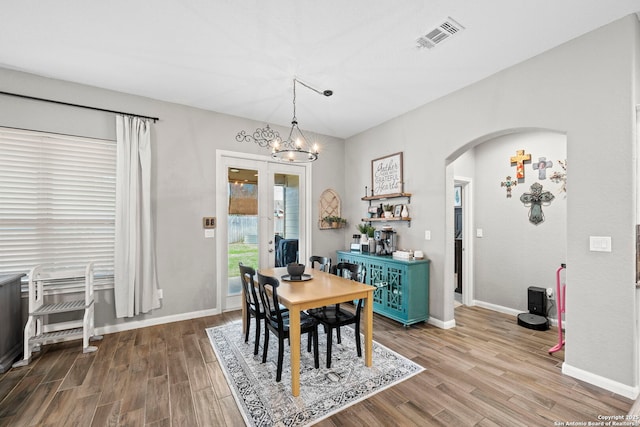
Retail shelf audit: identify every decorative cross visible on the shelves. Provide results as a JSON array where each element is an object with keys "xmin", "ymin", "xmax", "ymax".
[
  {"xmin": 500, "ymin": 176, "xmax": 517, "ymax": 198},
  {"xmin": 510, "ymin": 149, "xmax": 531, "ymax": 180},
  {"xmin": 532, "ymin": 157, "xmax": 553, "ymax": 180},
  {"xmin": 549, "ymin": 159, "xmax": 567, "ymax": 194},
  {"xmin": 520, "ymin": 182, "xmax": 555, "ymax": 225}
]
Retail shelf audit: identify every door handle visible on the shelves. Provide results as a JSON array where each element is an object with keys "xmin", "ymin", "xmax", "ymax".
[{"xmin": 268, "ymin": 249, "xmax": 274, "ymax": 253}]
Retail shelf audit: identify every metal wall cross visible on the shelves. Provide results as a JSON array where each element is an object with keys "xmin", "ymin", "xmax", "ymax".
[
  {"xmin": 520, "ymin": 182, "xmax": 555, "ymax": 225},
  {"xmin": 510, "ymin": 149, "xmax": 531, "ymax": 180},
  {"xmin": 532, "ymin": 157, "xmax": 553, "ymax": 179}
]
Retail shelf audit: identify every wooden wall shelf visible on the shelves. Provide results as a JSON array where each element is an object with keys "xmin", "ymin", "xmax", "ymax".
[
  {"xmin": 361, "ymin": 217, "xmax": 411, "ymax": 223},
  {"xmin": 362, "ymin": 192, "xmax": 412, "ymax": 227},
  {"xmin": 361, "ymin": 193, "xmax": 412, "ymax": 203}
]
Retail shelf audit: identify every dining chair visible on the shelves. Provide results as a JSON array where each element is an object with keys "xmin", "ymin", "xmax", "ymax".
[
  {"xmin": 331, "ymin": 262, "xmax": 366, "ymax": 283},
  {"xmin": 240, "ymin": 263, "xmax": 289, "ymax": 355},
  {"xmin": 309, "ymin": 255, "xmax": 331, "ymax": 272},
  {"xmin": 257, "ymin": 272, "xmax": 320, "ymax": 382},
  {"xmin": 239, "ymin": 263, "xmax": 265, "ymax": 355},
  {"xmin": 309, "ymin": 262, "xmax": 366, "ymax": 368}
]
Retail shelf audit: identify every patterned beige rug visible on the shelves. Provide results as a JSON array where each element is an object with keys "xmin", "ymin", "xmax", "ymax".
[{"xmin": 206, "ymin": 321, "xmax": 424, "ymax": 426}]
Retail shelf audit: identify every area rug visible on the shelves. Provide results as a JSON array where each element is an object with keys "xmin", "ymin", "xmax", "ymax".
[{"xmin": 206, "ymin": 321, "xmax": 424, "ymax": 427}]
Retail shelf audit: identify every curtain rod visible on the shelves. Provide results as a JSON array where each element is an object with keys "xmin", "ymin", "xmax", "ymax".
[{"xmin": 0, "ymin": 90, "xmax": 159, "ymax": 123}]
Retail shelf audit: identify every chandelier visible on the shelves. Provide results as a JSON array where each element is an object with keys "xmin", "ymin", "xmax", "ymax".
[{"xmin": 236, "ymin": 78, "xmax": 332, "ymax": 163}]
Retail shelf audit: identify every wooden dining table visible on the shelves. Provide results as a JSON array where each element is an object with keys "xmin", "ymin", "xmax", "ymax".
[{"xmin": 254, "ymin": 266, "xmax": 375, "ymax": 397}]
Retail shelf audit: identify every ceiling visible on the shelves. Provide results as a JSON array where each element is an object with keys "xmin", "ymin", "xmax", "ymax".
[{"xmin": 1, "ymin": 1, "xmax": 638, "ymax": 139}]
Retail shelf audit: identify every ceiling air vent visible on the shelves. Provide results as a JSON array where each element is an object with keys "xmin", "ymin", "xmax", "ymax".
[{"xmin": 416, "ymin": 17, "xmax": 464, "ymax": 49}]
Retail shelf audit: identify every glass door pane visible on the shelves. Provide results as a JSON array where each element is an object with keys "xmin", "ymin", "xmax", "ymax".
[
  {"xmin": 272, "ymin": 173, "xmax": 300, "ymax": 267},
  {"xmin": 227, "ymin": 167, "xmax": 259, "ymax": 296}
]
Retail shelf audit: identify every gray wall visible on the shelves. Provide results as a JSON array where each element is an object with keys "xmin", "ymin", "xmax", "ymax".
[
  {"xmin": 0, "ymin": 67, "xmax": 345, "ymax": 328},
  {"xmin": 345, "ymin": 15, "xmax": 638, "ymax": 390},
  {"xmin": 456, "ymin": 131, "xmax": 567, "ymax": 316}
]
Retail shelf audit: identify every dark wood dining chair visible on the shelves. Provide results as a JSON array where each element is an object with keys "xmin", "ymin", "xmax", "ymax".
[
  {"xmin": 239, "ymin": 263, "xmax": 265, "ymax": 355},
  {"xmin": 257, "ymin": 272, "xmax": 320, "ymax": 382},
  {"xmin": 309, "ymin": 262, "xmax": 366, "ymax": 368},
  {"xmin": 309, "ymin": 255, "xmax": 331, "ymax": 272},
  {"xmin": 240, "ymin": 263, "xmax": 289, "ymax": 355}
]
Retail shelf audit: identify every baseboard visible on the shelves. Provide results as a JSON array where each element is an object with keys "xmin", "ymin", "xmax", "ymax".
[
  {"xmin": 428, "ymin": 317, "xmax": 456, "ymax": 329},
  {"xmin": 95, "ymin": 307, "xmax": 221, "ymax": 336},
  {"xmin": 473, "ymin": 300, "xmax": 522, "ymax": 317},
  {"xmin": 562, "ymin": 362, "xmax": 639, "ymax": 400},
  {"xmin": 473, "ymin": 299, "xmax": 565, "ymax": 329}
]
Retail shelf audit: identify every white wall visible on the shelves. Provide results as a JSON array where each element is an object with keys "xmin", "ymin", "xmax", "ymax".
[
  {"xmin": 0, "ymin": 68, "xmax": 346, "ymax": 329},
  {"xmin": 345, "ymin": 15, "xmax": 639, "ymax": 395}
]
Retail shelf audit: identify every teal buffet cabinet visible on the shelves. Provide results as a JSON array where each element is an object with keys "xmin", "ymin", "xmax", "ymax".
[{"xmin": 336, "ymin": 251, "xmax": 429, "ymax": 326}]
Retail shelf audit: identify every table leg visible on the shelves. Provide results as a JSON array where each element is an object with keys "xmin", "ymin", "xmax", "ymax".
[
  {"xmin": 289, "ymin": 307, "xmax": 301, "ymax": 396},
  {"xmin": 364, "ymin": 291, "xmax": 373, "ymax": 367}
]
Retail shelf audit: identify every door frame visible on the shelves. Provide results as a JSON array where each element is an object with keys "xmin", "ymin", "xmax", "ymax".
[
  {"xmin": 215, "ymin": 149, "xmax": 313, "ymax": 312},
  {"xmin": 454, "ymin": 176, "xmax": 474, "ymax": 307}
]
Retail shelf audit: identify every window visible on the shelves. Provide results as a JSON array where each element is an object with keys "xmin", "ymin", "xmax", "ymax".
[{"xmin": 0, "ymin": 127, "xmax": 116, "ymax": 286}]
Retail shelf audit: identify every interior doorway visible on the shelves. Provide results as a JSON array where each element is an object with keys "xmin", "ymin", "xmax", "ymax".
[
  {"xmin": 454, "ymin": 184, "xmax": 463, "ymax": 304},
  {"xmin": 454, "ymin": 177, "xmax": 473, "ymax": 308}
]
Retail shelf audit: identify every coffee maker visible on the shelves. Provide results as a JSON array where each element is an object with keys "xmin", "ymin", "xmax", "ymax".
[{"xmin": 374, "ymin": 229, "xmax": 397, "ymax": 255}]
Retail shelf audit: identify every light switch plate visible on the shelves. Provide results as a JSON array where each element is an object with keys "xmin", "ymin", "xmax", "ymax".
[
  {"xmin": 589, "ymin": 236, "xmax": 611, "ymax": 252},
  {"xmin": 476, "ymin": 228, "xmax": 483, "ymax": 238},
  {"xmin": 424, "ymin": 230, "xmax": 431, "ymax": 240}
]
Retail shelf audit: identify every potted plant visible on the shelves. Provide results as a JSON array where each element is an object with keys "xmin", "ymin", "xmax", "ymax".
[
  {"xmin": 383, "ymin": 204, "xmax": 394, "ymax": 218},
  {"xmin": 366, "ymin": 224, "xmax": 376, "ymax": 239},
  {"xmin": 323, "ymin": 216, "xmax": 346, "ymax": 228},
  {"xmin": 356, "ymin": 223, "xmax": 376, "ymax": 243}
]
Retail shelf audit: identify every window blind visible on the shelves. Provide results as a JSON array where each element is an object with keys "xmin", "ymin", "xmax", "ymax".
[{"xmin": 0, "ymin": 127, "xmax": 116, "ymax": 285}]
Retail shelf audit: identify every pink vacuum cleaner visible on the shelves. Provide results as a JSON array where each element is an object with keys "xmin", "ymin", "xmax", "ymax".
[{"xmin": 549, "ymin": 263, "xmax": 566, "ymax": 354}]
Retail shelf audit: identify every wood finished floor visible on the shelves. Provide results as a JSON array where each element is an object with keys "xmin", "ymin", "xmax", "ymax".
[{"xmin": 0, "ymin": 305, "xmax": 632, "ymax": 426}]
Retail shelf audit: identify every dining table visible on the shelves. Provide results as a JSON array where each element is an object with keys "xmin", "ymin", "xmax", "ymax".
[{"xmin": 254, "ymin": 266, "xmax": 375, "ymax": 397}]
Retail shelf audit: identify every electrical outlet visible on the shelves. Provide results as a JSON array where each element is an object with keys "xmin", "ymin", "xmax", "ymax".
[
  {"xmin": 203, "ymin": 217, "xmax": 216, "ymax": 229},
  {"xmin": 424, "ymin": 230, "xmax": 431, "ymax": 240},
  {"xmin": 546, "ymin": 287, "xmax": 553, "ymax": 298},
  {"xmin": 158, "ymin": 289, "xmax": 163, "ymax": 299}
]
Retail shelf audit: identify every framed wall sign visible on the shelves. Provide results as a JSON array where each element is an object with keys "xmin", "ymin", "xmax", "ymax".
[{"xmin": 372, "ymin": 152, "xmax": 403, "ymax": 196}]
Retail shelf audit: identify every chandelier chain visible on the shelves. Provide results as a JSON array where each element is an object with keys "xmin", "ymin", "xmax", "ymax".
[{"xmin": 235, "ymin": 77, "xmax": 331, "ymax": 162}]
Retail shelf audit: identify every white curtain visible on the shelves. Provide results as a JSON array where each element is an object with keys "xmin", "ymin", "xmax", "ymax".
[{"xmin": 114, "ymin": 115, "xmax": 160, "ymax": 318}]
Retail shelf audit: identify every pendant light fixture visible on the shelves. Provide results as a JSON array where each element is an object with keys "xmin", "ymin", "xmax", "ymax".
[{"xmin": 236, "ymin": 78, "xmax": 332, "ymax": 163}]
